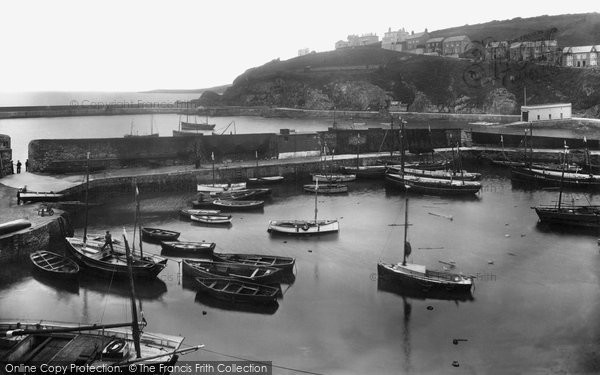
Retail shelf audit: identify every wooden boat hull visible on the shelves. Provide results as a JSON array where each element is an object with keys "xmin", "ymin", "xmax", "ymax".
[
  {"xmin": 303, "ymin": 184, "xmax": 348, "ymax": 194},
  {"xmin": 247, "ymin": 176, "xmax": 284, "ymax": 185},
  {"xmin": 192, "ymin": 199, "xmax": 216, "ymax": 208},
  {"xmin": 212, "ymin": 199, "xmax": 264, "ymax": 210},
  {"xmin": 212, "ymin": 253, "xmax": 295, "ymax": 273},
  {"xmin": 511, "ymin": 167, "xmax": 600, "ymax": 188},
  {"xmin": 534, "ymin": 207, "xmax": 600, "ymax": 228},
  {"xmin": 197, "ymin": 183, "xmax": 247, "ymax": 193},
  {"xmin": 123, "ymin": 133, "xmax": 159, "ymax": 138},
  {"xmin": 387, "ymin": 173, "xmax": 481, "ymax": 195},
  {"xmin": 141, "ymin": 227, "xmax": 180, "ymax": 242},
  {"xmin": 182, "ymin": 259, "xmax": 282, "ymax": 283},
  {"xmin": 30, "ymin": 251, "xmax": 79, "ymax": 279},
  {"xmin": 312, "ymin": 174, "xmax": 356, "ymax": 182},
  {"xmin": 377, "ymin": 263, "xmax": 473, "ymax": 292},
  {"xmin": 181, "ymin": 121, "xmax": 216, "ymax": 130},
  {"xmin": 65, "ymin": 237, "xmax": 167, "ymax": 279},
  {"xmin": 403, "ymin": 168, "xmax": 481, "ymax": 181},
  {"xmin": 210, "ymin": 188, "xmax": 271, "ymax": 200},
  {"xmin": 180, "ymin": 209, "xmax": 221, "ymax": 218},
  {"xmin": 268, "ymin": 220, "xmax": 339, "ymax": 235},
  {"xmin": 19, "ymin": 192, "xmax": 65, "ymax": 203},
  {"xmin": 161, "ymin": 241, "xmax": 216, "ymax": 256},
  {"xmin": 194, "ymin": 277, "xmax": 279, "ymax": 304},
  {"xmin": 190, "ymin": 214, "xmax": 233, "ymax": 225}
]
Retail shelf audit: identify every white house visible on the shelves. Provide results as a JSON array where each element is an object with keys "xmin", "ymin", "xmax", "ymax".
[{"xmin": 520, "ymin": 103, "xmax": 571, "ymax": 122}]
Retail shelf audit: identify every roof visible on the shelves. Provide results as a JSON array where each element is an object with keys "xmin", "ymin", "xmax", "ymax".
[
  {"xmin": 426, "ymin": 37, "xmax": 445, "ymax": 43},
  {"xmin": 510, "ymin": 42, "xmax": 523, "ymax": 49},
  {"xmin": 406, "ymin": 32, "xmax": 428, "ymax": 40},
  {"xmin": 486, "ymin": 41, "xmax": 508, "ymax": 48},
  {"xmin": 563, "ymin": 45, "xmax": 597, "ymax": 54},
  {"xmin": 443, "ymin": 35, "xmax": 470, "ymax": 42},
  {"xmin": 521, "ymin": 103, "xmax": 572, "ymax": 110}
]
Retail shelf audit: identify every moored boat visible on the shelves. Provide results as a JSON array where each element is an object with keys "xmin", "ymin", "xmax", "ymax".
[
  {"xmin": 247, "ymin": 176, "xmax": 284, "ymax": 185},
  {"xmin": 212, "ymin": 253, "xmax": 295, "ymax": 273},
  {"xmin": 180, "ymin": 121, "xmax": 216, "ymax": 130},
  {"xmin": 511, "ymin": 166, "xmax": 600, "ymax": 188},
  {"xmin": 386, "ymin": 173, "xmax": 482, "ymax": 195},
  {"xmin": 403, "ymin": 168, "xmax": 481, "ymax": 181},
  {"xmin": 312, "ymin": 173, "xmax": 356, "ymax": 183},
  {"xmin": 212, "ymin": 199, "xmax": 264, "ymax": 210},
  {"xmin": 180, "ymin": 208, "xmax": 221, "ymax": 219},
  {"xmin": 141, "ymin": 227, "xmax": 180, "ymax": 242},
  {"xmin": 303, "ymin": 183, "xmax": 348, "ymax": 194},
  {"xmin": 268, "ymin": 219, "xmax": 339, "ymax": 235},
  {"xmin": 210, "ymin": 188, "xmax": 271, "ymax": 200},
  {"xmin": 29, "ymin": 250, "xmax": 79, "ymax": 279},
  {"xmin": 182, "ymin": 259, "xmax": 281, "ymax": 283},
  {"xmin": 197, "ymin": 182, "xmax": 247, "ymax": 193},
  {"xmin": 194, "ymin": 277, "xmax": 279, "ymax": 304},
  {"xmin": 0, "ymin": 219, "xmax": 31, "ymax": 236},
  {"xmin": 340, "ymin": 165, "xmax": 386, "ymax": 179},
  {"xmin": 161, "ymin": 241, "xmax": 216, "ymax": 256},
  {"xmin": 18, "ymin": 191, "xmax": 65, "ymax": 203},
  {"xmin": 191, "ymin": 214, "xmax": 233, "ymax": 225}
]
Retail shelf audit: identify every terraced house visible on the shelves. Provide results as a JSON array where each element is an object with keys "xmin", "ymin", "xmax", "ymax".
[
  {"xmin": 562, "ymin": 45, "xmax": 599, "ymax": 68},
  {"xmin": 442, "ymin": 35, "xmax": 471, "ymax": 57}
]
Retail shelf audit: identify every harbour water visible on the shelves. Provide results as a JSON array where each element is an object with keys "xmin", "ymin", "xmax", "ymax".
[{"xmin": 1, "ymin": 168, "xmax": 600, "ymax": 374}]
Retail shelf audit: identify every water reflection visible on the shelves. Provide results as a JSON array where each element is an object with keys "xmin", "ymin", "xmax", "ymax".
[
  {"xmin": 0, "ymin": 261, "xmax": 31, "ymax": 286},
  {"xmin": 377, "ymin": 278, "xmax": 474, "ymax": 303},
  {"xmin": 31, "ymin": 272, "xmax": 80, "ymax": 295},
  {"xmin": 78, "ymin": 274, "xmax": 167, "ymax": 301},
  {"xmin": 194, "ymin": 292, "xmax": 279, "ymax": 315}
]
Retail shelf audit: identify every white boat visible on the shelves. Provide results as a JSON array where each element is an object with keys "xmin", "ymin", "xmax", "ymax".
[
  {"xmin": 191, "ymin": 214, "xmax": 233, "ymax": 225},
  {"xmin": 268, "ymin": 180, "xmax": 339, "ymax": 236},
  {"xmin": 312, "ymin": 174, "xmax": 356, "ymax": 182},
  {"xmin": 197, "ymin": 182, "xmax": 247, "ymax": 192}
]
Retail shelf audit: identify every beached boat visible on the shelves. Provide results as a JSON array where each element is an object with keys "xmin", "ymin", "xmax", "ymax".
[
  {"xmin": 141, "ymin": 227, "xmax": 180, "ymax": 242},
  {"xmin": 161, "ymin": 241, "xmax": 216, "ymax": 256},
  {"xmin": 29, "ymin": 250, "xmax": 79, "ymax": 279},
  {"xmin": 312, "ymin": 173, "xmax": 356, "ymax": 183},
  {"xmin": 180, "ymin": 208, "xmax": 221, "ymax": 219},
  {"xmin": 191, "ymin": 195, "xmax": 216, "ymax": 208},
  {"xmin": 194, "ymin": 277, "xmax": 279, "ymax": 304},
  {"xmin": 0, "ymin": 219, "xmax": 31, "ymax": 236},
  {"xmin": 212, "ymin": 199, "xmax": 264, "ymax": 210},
  {"xmin": 212, "ymin": 253, "xmax": 295, "ymax": 272},
  {"xmin": 197, "ymin": 182, "xmax": 247, "ymax": 193},
  {"xmin": 268, "ymin": 219, "xmax": 339, "ymax": 235},
  {"xmin": 182, "ymin": 259, "xmax": 281, "ymax": 284},
  {"xmin": 210, "ymin": 188, "xmax": 271, "ymax": 201},
  {"xmin": 190, "ymin": 214, "xmax": 233, "ymax": 225},
  {"xmin": 377, "ymin": 198, "xmax": 473, "ymax": 293},
  {"xmin": 18, "ymin": 191, "xmax": 65, "ymax": 203},
  {"xmin": 65, "ymin": 237, "xmax": 167, "ymax": 279},
  {"xmin": 247, "ymin": 176, "xmax": 284, "ymax": 185},
  {"xmin": 303, "ymin": 183, "xmax": 348, "ymax": 194}
]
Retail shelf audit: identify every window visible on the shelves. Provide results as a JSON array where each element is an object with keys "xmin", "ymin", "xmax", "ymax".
[
  {"xmin": 537, "ymin": 115, "xmax": 540, "ymax": 120},
  {"xmin": 549, "ymin": 114, "xmax": 552, "ymax": 119},
  {"xmin": 560, "ymin": 113, "xmax": 563, "ymax": 119}
]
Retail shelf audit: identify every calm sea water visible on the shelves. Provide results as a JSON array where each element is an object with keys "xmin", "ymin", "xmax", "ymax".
[
  {"xmin": 0, "ymin": 91, "xmax": 201, "ymax": 107},
  {"xmin": 1, "ymin": 170, "xmax": 600, "ymax": 374}
]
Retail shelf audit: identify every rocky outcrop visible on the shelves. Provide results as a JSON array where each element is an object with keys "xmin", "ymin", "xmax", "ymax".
[{"xmin": 484, "ymin": 88, "xmax": 518, "ymax": 115}]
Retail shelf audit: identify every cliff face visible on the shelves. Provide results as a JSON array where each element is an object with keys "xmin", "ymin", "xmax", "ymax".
[{"xmin": 213, "ymin": 46, "xmax": 600, "ymax": 116}]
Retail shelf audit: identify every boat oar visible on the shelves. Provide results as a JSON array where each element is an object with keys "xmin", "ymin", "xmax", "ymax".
[
  {"xmin": 428, "ymin": 212, "xmax": 453, "ymax": 221},
  {"xmin": 117, "ymin": 345, "xmax": 204, "ymax": 366}
]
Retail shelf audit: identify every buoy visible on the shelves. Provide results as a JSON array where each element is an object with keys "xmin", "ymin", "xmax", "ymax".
[
  {"xmin": 283, "ymin": 241, "xmax": 287, "ymax": 244},
  {"xmin": 488, "ymin": 260, "xmax": 494, "ymax": 265},
  {"xmin": 426, "ymin": 306, "xmax": 434, "ymax": 311},
  {"xmin": 202, "ymin": 311, "xmax": 207, "ymax": 315},
  {"xmin": 505, "ymin": 234, "xmax": 510, "ymax": 237},
  {"xmin": 452, "ymin": 361, "xmax": 460, "ymax": 367},
  {"xmin": 308, "ymin": 250, "xmax": 312, "ymax": 253}
]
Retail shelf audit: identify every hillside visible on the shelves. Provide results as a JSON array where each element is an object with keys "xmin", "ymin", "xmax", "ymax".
[
  {"xmin": 207, "ymin": 13, "xmax": 600, "ymax": 116},
  {"xmin": 429, "ymin": 13, "xmax": 600, "ymax": 46}
]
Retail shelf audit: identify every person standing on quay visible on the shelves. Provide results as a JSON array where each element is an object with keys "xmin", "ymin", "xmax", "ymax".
[
  {"xmin": 16, "ymin": 160, "xmax": 22, "ymax": 173},
  {"xmin": 25, "ymin": 159, "xmax": 29, "ymax": 172}
]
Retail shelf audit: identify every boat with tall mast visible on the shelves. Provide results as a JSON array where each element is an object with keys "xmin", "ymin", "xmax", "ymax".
[
  {"xmin": 268, "ymin": 180, "xmax": 339, "ymax": 235},
  {"xmin": 124, "ymin": 117, "xmax": 159, "ymax": 138},
  {"xmin": 377, "ymin": 198, "xmax": 473, "ymax": 292},
  {"xmin": 1, "ymin": 230, "xmax": 200, "ymax": 369},
  {"xmin": 533, "ymin": 142, "xmax": 600, "ymax": 227}
]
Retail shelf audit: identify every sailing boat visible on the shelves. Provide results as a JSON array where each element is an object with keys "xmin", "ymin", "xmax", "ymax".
[
  {"xmin": 268, "ymin": 179, "xmax": 339, "ymax": 235},
  {"xmin": 197, "ymin": 152, "xmax": 247, "ymax": 193},
  {"xmin": 124, "ymin": 117, "xmax": 159, "ymax": 138},
  {"xmin": 377, "ymin": 198, "xmax": 473, "ymax": 292},
  {"xmin": 533, "ymin": 142, "xmax": 600, "ymax": 228},
  {"xmin": 181, "ymin": 112, "xmax": 216, "ymax": 131},
  {"xmin": 385, "ymin": 120, "xmax": 481, "ymax": 195},
  {"xmin": 1, "ymin": 230, "xmax": 201, "ymax": 368},
  {"xmin": 65, "ymin": 153, "xmax": 167, "ymax": 279}
]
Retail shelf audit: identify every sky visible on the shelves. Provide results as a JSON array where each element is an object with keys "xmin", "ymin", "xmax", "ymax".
[{"xmin": 0, "ymin": 0, "xmax": 598, "ymax": 92}]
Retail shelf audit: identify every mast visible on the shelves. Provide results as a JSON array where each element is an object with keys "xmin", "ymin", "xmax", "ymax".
[
  {"xmin": 402, "ymin": 198, "xmax": 409, "ymax": 266},
  {"xmin": 83, "ymin": 151, "xmax": 90, "ymax": 244},
  {"xmin": 356, "ymin": 132, "xmax": 360, "ymax": 170},
  {"xmin": 135, "ymin": 184, "xmax": 143, "ymax": 258},
  {"xmin": 123, "ymin": 230, "xmax": 142, "ymax": 359},
  {"xmin": 211, "ymin": 152, "xmax": 215, "ymax": 186},
  {"xmin": 558, "ymin": 141, "xmax": 567, "ymax": 210},
  {"xmin": 314, "ymin": 179, "xmax": 319, "ymax": 224},
  {"xmin": 529, "ymin": 122, "xmax": 533, "ymax": 167},
  {"xmin": 398, "ymin": 117, "xmax": 405, "ymax": 175}
]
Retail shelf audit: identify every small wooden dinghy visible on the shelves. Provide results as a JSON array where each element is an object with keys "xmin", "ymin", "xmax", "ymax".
[
  {"xmin": 190, "ymin": 214, "xmax": 233, "ymax": 225},
  {"xmin": 312, "ymin": 174, "xmax": 356, "ymax": 183},
  {"xmin": 182, "ymin": 259, "xmax": 281, "ymax": 283},
  {"xmin": 212, "ymin": 253, "xmax": 295, "ymax": 273},
  {"xmin": 194, "ymin": 277, "xmax": 279, "ymax": 304},
  {"xmin": 247, "ymin": 176, "xmax": 284, "ymax": 185},
  {"xmin": 212, "ymin": 199, "xmax": 264, "ymax": 210},
  {"xmin": 161, "ymin": 241, "xmax": 216, "ymax": 256},
  {"xmin": 303, "ymin": 183, "xmax": 348, "ymax": 194},
  {"xmin": 30, "ymin": 250, "xmax": 79, "ymax": 279},
  {"xmin": 141, "ymin": 227, "xmax": 180, "ymax": 242},
  {"xmin": 180, "ymin": 208, "xmax": 221, "ymax": 219},
  {"xmin": 197, "ymin": 182, "xmax": 247, "ymax": 193}
]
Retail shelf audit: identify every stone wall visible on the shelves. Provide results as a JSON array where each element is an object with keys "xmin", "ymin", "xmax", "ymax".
[{"xmin": 0, "ymin": 134, "xmax": 12, "ymax": 177}]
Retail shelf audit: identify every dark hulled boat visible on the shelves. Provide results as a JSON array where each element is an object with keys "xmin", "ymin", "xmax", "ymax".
[
  {"xmin": 30, "ymin": 251, "xmax": 79, "ymax": 279},
  {"xmin": 212, "ymin": 253, "xmax": 295, "ymax": 273},
  {"xmin": 18, "ymin": 191, "xmax": 65, "ymax": 203},
  {"xmin": 179, "ymin": 208, "xmax": 221, "ymax": 219},
  {"xmin": 182, "ymin": 259, "xmax": 282, "ymax": 283},
  {"xmin": 303, "ymin": 183, "xmax": 348, "ymax": 194},
  {"xmin": 511, "ymin": 166, "xmax": 600, "ymax": 188},
  {"xmin": 340, "ymin": 165, "xmax": 387, "ymax": 179},
  {"xmin": 161, "ymin": 241, "xmax": 216, "ymax": 256},
  {"xmin": 180, "ymin": 121, "xmax": 216, "ymax": 130},
  {"xmin": 194, "ymin": 277, "xmax": 279, "ymax": 304},
  {"xmin": 247, "ymin": 176, "xmax": 284, "ymax": 185},
  {"xmin": 141, "ymin": 227, "xmax": 180, "ymax": 242},
  {"xmin": 212, "ymin": 199, "xmax": 264, "ymax": 210}
]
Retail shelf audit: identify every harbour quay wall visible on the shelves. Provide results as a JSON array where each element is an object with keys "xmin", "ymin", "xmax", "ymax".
[
  {"xmin": 0, "ymin": 105, "xmax": 191, "ymax": 119},
  {"xmin": 0, "ymin": 209, "xmax": 72, "ymax": 263},
  {"xmin": 0, "ymin": 134, "xmax": 12, "ymax": 177}
]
